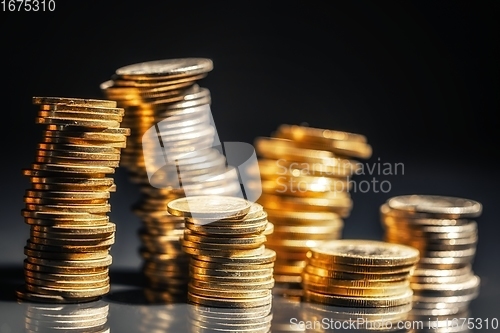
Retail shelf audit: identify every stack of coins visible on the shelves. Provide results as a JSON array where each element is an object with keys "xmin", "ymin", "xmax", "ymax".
[
  {"xmin": 166, "ymin": 195, "xmax": 275, "ymax": 333},
  {"xmin": 381, "ymin": 195, "xmax": 481, "ymax": 329},
  {"xmin": 101, "ymin": 58, "xmax": 241, "ymax": 302},
  {"xmin": 254, "ymin": 124, "xmax": 372, "ymax": 290},
  {"xmin": 18, "ymin": 97, "xmax": 129, "ymax": 303},
  {"xmin": 302, "ymin": 240, "xmax": 419, "ymax": 331},
  {"xmin": 24, "ymin": 300, "xmax": 109, "ymax": 333}
]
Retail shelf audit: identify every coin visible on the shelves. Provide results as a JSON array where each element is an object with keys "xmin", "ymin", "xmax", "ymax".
[
  {"xmin": 308, "ymin": 239, "xmax": 420, "ymax": 266},
  {"xmin": 303, "ymin": 289, "xmax": 413, "ymax": 307},
  {"xmin": 33, "ymin": 97, "xmax": 117, "ymax": 108},
  {"xmin": 387, "ymin": 195, "xmax": 482, "ymax": 218},
  {"xmin": 167, "ymin": 196, "xmax": 252, "ymax": 220}
]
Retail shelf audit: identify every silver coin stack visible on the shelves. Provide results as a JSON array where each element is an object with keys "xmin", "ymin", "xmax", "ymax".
[
  {"xmin": 101, "ymin": 58, "xmax": 242, "ymax": 302},
  {"xmin": 24, "ymin": 300, "xmax": 109, "ymax": 333},
  {"xmin": 381, "ymin": 195, "xmax": 481, "ymax": 333}
]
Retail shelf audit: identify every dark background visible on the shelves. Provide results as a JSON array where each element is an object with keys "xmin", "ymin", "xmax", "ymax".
[{"xmin": 1, "ymin": 0, "xmax": 499, "ymax": 319}]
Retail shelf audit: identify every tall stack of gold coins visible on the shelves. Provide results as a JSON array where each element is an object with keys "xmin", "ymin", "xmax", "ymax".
[
  {"xmin": 254, "ymin": 124, "xmax": 372, "ymax": 292},
  {"xmin": 302, "ymin": 240, "xmax": 419, "ymax": 332},
  {"xmin": 18, "ymin": 97, "xmax": 129, "ymax": 303},
  {"xmin": 167, "ymin": 196, "xmax": 275, "ymax": 333},
  {"xmin": 381, "ymin": 195, "xmax": 481, "ymax": 332},
  {"xmin": 101, "ymin": 58, "xmax": 241, "ymax": 302},
  {"xmin": 24, "ymin": 300, "xmax": 109, "ymax": 332}
]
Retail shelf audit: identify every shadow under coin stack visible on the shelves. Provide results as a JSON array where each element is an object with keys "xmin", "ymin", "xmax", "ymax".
[
  {"xmin": 381, "ymin": 195, "xmax": 481, "ymax": 333},
  {"xmin": 254, "ymin": 124, "xmax": 372, "ymax": 293},
  {"xmin": 166, "ymin": 196, "xmax": 275, "ymax": 333},
  {"xmin": 101, "ymin": 58, "xmax": 241, "ymax": 302},
  {"xmin": 18, "ymin": 97, "xmax": 128, "ymax": 303},
  {"xmin": 302, "ymin": 240, "xmax": 418, "ymax": 333},
  {"xmin": 24, "ymin": 299, "xmax": 110, "ymax": 333}
]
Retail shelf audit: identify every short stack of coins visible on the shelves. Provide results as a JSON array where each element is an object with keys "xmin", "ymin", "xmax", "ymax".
[
  {"xmin": 166, "ymin": 195, "xmax": 276, "ymax": 333},
  {"xmin": 302, "ymin": 240, "xmax": 419, "ymax": 332},
  {"xmin": 18, "ymin": 96, "xmax": 129, "ymax": 303},
  {"xmin": 381, "ymin": 195, "xmax": 481, "ymax": 331},
  {"xmin": 24, "ymin": 300, "xmax": 109, "ymax": 333},
  {"xmin": 101, "ymin": 58, "xmax": 242, "ymax": 302},
  {"xmin": 254, "ymin": 124, "xmax": 372, "ymax": 291}
]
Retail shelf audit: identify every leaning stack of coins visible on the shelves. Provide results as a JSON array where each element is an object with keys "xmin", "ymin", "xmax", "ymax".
[
  {"xmin": 381, "ymin": 195, "xmax": 481, "ymax": 329},
  {"xmin": 166, "ymin": 195, "xmax": 275, "ymax": 333},
  {"xmin": 254, "ymin": 124, "xmax": 372, "ymax": 291},
  {"xmin": 302, "ymin": 240, "xmax": 419, "ymax": 331},
  {"xmin": 18, "ymin": 96, "xmax": 129, "ymax": 303},
  {"xmin": 101, "ymin": 59, "xmax": 241, "ymax": 302},
  {"xmin": 24, "ymin": 300, "xmax": 109, "ymax": 333}
]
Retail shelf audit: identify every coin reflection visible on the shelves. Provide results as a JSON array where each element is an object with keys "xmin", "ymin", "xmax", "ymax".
[
  {"xmin": 24, "ymin": 299, "xmax": 109, "ymax": 333},
  {"xmin": 188, "ymin": 303, "xmax": 272, "ymax": 333}
]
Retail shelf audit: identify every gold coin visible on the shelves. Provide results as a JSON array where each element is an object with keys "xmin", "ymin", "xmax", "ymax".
[
  {"xmin": 25, "ymin": 240, "xmax": 111, "ymax": 252},
  {"xmin": 303, "ymin": 266, "xmax": 410, "ymax": 281},
  {"xmin": 188, "ymin": 284, "xmax": 271, "ymax": 299},
  {"xmin": 26, "ymin": 283, "xmax": 110, "ymax": 298},
  {"xmin": 30, "ymin": 163, "xmax": 115, "ymax": 175},
  {"xmin": 301, "ymin": 272, "xmax": 410, "ymax": 288},
  {"xmin": 24, "ymin": 248, "xmax": 109, "ymax": 260},
  {"xmin": 167, "ymin": 196, "xmax": 251, "ymax": 220},
  {"xmin": 387, "ymin": 195, "xmax": 482, "ymax": 218},
  {"xmin": 258, "ymin": 194, "xmax": 351, "ymax": 218},
  {"xmin": 39, "ymin": 103, "xmax": 124, "ymax": 114},
  {"xmin": 183, "ymin": 230, "xmax": 266, "ymax": 248},
  {"xmin": 307, "ymin": 258, "xmax": 414, "ymax": 274},
  {"xmin": 180, "ymin": 238, "xmax": 263, "ymax": 251},
  {"xmin": 190, "ymin": 279, "xmax": 275, "ymax": 291},
  {"xmin": 26, "ymin": 255, "xmax": 112, "ymax": 268},
  {"xmin": 38, "ymin": 110, "xmax": 123, "ymax": 122},
  {"xmin": 304, "ymin": 288, "xmax": 413, "ymax": 307},
  {"xmin": 265, "ymin": 209, "xmax": 343, "ymax": 226},
  {"xmin": 190, "ymin": 273, "xmax": 273, "ymax": 284},
  {"xmin": 31, "ymin": 223, "xmax": 116, "ymax": 235},
  {"xmin": 37, "ymin": 143, "xmax": 122, "ymax": 154},
  {"xmin": 258, "ymin": 158, "xmax": 354, "ymax": 178},
  {"xmin": 187, "ymin": 292, "xmax": 272, "ymax": 308},
  {"xmin": 302, "ymin": 281, "xmax": 410, "ymax": 297},
  {"xmin": 190, "ymin": 266, "xmax": 273, "ymax": 278},
  {"xmin": 25, "ymin": 276, "xmax": 110, "ymax": 289},
  {"xmin": 16, "ymin": 286, "xmax": 100, "ymax": 303},
  {"xmin": 24, "ymin": 261, "xmax": 109, "ymax": 274},
  {"xmin": 33, "ymin": 97, "xmax": 117, "ymax": 108},
  {"xmin": 35, "ymin": 116, "xmax": 120, "ymax": 128},
  {"xmin": 115, "ymin": 58, "xmax": 213, "ymax": 80},
  {"xmin": 193, "ymin": 248, "xmax": 276, "ymax": 265},
  {"xmin": 276, "ymin": 124, "xmax": 367, "ymax": 143},
  {"xmin": 185, "ymin": 221, "xmax": 268, "ymax": 236},
  {"xmin": 182, "ymin": 243, "xmax": 266, "ymax": 257},
  {"xmin": 309, "ymin": 239, "xmax": 419, "ymax": 266},
  {"xmin": 24, "ymin": 269, "xmax": 108, "ymax": 282},
  {"xmin": 190, "ymin": 258, "xmax": 274, "ymax": 270}
]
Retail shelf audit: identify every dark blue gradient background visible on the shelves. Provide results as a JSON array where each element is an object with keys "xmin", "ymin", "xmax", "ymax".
[{"xmin": 0, "ymin": 1, "xmax": 498, "ymax": 329}]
